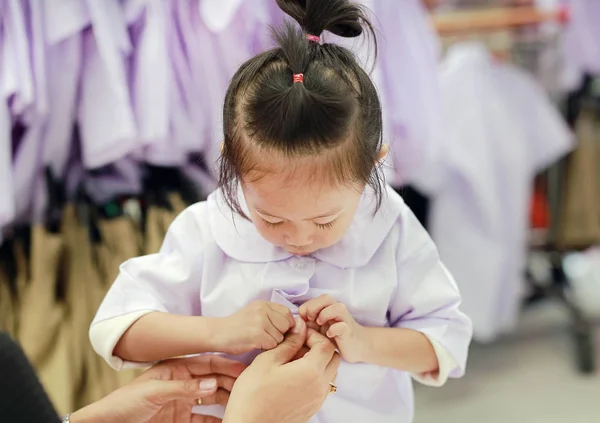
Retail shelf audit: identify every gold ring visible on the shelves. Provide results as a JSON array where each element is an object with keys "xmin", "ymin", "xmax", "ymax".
[{"xmin": 328, "ymin": 382, "xmax": 337, "ymax": 395}]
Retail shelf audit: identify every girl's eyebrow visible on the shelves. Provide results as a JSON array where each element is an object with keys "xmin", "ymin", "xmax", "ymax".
[{"xmin": 256, "ymin": 208, "xmax": 343, "ymax": 221}]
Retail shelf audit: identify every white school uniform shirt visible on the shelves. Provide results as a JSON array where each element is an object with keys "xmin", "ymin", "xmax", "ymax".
[
  {"xmin": 90, "ymin": 185, "xmax": 472, "ymax": 423},
  {"xmin": 77, "ymin": 0, "xmax": 139, "ymax": 169},
  {"xmin": 432, "ymin": 42, "xmax": 573, "ymax": 342},
  {"xmin": 558, "ymin": 0, "xmax": 600, "ymax": 91}
]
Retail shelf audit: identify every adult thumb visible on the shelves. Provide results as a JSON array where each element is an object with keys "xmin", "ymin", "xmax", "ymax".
[
  {"xmin": 145, "ymin": 378, "xmax": 218, "ymax": 405},
  {"xmin": 268, "ymin": 317, "xmax": 307, "ymax": 364}
]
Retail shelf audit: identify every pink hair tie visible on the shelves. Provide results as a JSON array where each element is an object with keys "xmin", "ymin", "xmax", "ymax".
[
  {"xmin": 293, "ymin": 73, "xmax": 304, "ymax": 84},
  {"xmin": 306, "ymin": 34, "xmax": 321, "ymax": 43}
]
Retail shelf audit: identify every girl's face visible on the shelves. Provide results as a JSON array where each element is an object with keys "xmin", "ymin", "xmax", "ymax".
[{"xmin": 242, "ymin": 165, "xmax": 364, "ymax": 256}]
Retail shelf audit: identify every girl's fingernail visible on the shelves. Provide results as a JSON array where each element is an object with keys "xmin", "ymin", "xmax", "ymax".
[
  {"xmin": 199, "ymin": 379, "xmax": 217, "ymax": 391},
  {"xmin": 292, "ymin": 317, "xmax": 305, "ymax": 333}
]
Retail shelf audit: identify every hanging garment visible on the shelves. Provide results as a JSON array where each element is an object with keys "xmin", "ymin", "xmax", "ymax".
[
  {"xmin": 0, "ymin": 98, "xmax": 14, "ymax": 234},
  {"xmin": 2, "ymin": 0, "xmax": 35, "ymax": 119},
  {"xmin": 0, "ymin": 254, "xmax": 16, "ymax": 337},
  {"xmin": 65, "ymin": 204, "xmax": 122, "ymax": 405},
  {"xmin": 17, "ymin": 225, "xmax": 75, "ymax": 415},
  {"xmin": 78, "ymin": 1, "xmax": 138, "ymax": 169},
  {"xmin": 11, "ymin": 232, "xmax": 29, "ymax": 334},
  {"xmin": 124, "ymin": 0, "xmax": 191, "ymax": 167},
  {"xmin": 61, "ymin": 205, "xmax": 98, "ymax": 408},
  {"xmin": 372, "ymin": 0, "xmax": 444, "ymax": 192},
  {"xmin": 431, "ymin": 42, "xmax": 574, "ymax": 342},
  {"xmin": 330, "ymin": 0, "xmax": 442, "ymax": 191},
  {"xmin": 145, "ymin": 198, "xmax": 185, "ymax": 254},
  {"xmin": 38, "ymin": 319, "xmax": 75, "ymax": 416},
  {"xmin": 85, "ymin": 160, "xmax": 143, "ymax": 205},
  {"xmin": 143, "ymin": 205, "xmax": 165, "ymax": 255},
  {"xmin": 96, "ymin": 212, "xmax": 145, "ymax": 388},
  {"xmin": 17, "ymin": 226, "xmax": 64, "ymax": 366},
  {"xmin": 182, "ymin": 0, "xmax": 278, "ymax": 176},
  {"xmin": 558, "ymin": 0, "xmax": 600, "ymax": 91},
  {"xmin": 555, "ymin": 103, "xmax": 600, "ymax": 249},
  {"xmin": 42, "ymin": 32, "xmax": 82, "ymax": 181}
]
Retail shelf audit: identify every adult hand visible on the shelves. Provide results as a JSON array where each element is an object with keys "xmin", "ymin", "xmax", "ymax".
[
  {"xmin": 70, "ymin": 355, "xmax": 246, "ymax": 423},
  {"xmin": 223, "ymin": 317, "xmax": 341, "ymax": 423}
]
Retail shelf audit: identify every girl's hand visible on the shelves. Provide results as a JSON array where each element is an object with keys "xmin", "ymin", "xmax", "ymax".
[
  {"xmin": 214, "ymin": 301, "xmax": 296, "ymax": 355},
  {"xmin": 299, "ymin": 295, "xmax": 368, "ymax": 363}
]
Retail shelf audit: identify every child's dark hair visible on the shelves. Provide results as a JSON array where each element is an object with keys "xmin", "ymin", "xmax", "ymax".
[{"xmin": 218, "ymin": 0, "xmax": 384, "ymax": 217}]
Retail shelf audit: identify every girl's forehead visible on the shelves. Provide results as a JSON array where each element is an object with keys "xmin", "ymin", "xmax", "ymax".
[{"xmin": 242, "ymin": 174, "xmax": 361, "ymax": 219}]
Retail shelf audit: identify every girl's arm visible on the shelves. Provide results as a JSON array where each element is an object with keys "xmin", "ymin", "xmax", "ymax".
[
  {"xmin": 90, "ymin": 204, "xmax": 209, "ymax": 370},
  {"xmin": 112, "ymin": 312, "xmax": 221, "ymax": 362},
  {"xmin": 300, "ymin": 202, "xmax": 472, "ymax": 386},
  {"xmin": 113, "ymin": 301, "xmax": 296, "ymax": 363},
  {"xmin": 359, "ymin": 327, "xmax": 439, "ymax": 374}
]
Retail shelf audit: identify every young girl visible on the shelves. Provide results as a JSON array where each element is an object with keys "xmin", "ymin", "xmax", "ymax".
[{"xmin": 90, "ymin": 0, "xmax": 473, "ymax": 422}]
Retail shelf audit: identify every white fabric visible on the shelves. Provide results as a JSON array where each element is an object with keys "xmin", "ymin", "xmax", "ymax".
[
  {"xmin": 559, "ymin": 0, "xmax": 600, "ymax": 91},
  {"xmin": 0, "ymin": 95, "xmax": 13, "ymax": 233},
  {"xmin": 78, "ymin": 0, "xmax": 138, "ymax": 169},
  {"xmin": 91, "ymin": 185, "xmax": 472, "ymax": 422},
  {"xmin": 88, "ymin": 310, "xmax": 156, "ymax": 371},
  {"xmin": 332, "ymin": 0, "xmax": 443, "ymax": 191},
  {"xmin": 432, "ymin": 42, "xmax": 574, "ymax": 342},
  {"xmin": 412, "ymin": 339, "xmax": 457, "ymax": 387},
  {"xmin": 200, "ymin": 0, "xmax": 245, "ymax": 32}
]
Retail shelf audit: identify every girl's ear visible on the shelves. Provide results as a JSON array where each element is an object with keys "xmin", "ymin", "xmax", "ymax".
[
  {"xmin": 376, "ymin": 144, "xmax": 389, "ymax": 163},
  {"xmin": 220, "ymin": 142, "xmax": 224, "ymax": 153}
]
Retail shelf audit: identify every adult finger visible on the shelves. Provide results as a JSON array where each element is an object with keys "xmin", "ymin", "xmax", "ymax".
[
  {"xmin": 190, "ymin": 414, "xmax": 222, "ymax": 423},
  {"xmin": 258, "ymin": 317, "xmax": 306, "ymax": 365},
  {"xmin": 300, "ymin": 329, "xmax": 337, "ymax": 370},
  {"xmin": 267, "ymin": 302, "xmax": 296, "ymax": 328},
  {"xmin": 184, "ymin": 355, "xmax": 247, "ymax": 379},
  {"xmin": 300, "ymin": 295, "xmax": 337, "ymax": 321},
  {"xmin": 144, "ymin": 378, "xmax": 218, "ymax": 405},
  {"xmin": 292, "ymin": 345, "xmax": 310, "ymax": 361},
  {"xmin": 196, "ymin": 388, "xmax": 230, "ymax": 406}
]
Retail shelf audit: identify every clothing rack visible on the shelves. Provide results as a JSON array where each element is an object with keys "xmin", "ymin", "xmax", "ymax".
[
  {"xmin": 433, "ymin": 3, "xmax": 595, "ymax": 375},
  {"xmin": 431, "ymin": 5, "xmax": 570, "ymax": 35}
]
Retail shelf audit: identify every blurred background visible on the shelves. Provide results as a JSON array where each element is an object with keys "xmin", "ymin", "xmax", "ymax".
[{"xmin": 0, "ymin": 0, "xmax": 599, "ymax": 421}]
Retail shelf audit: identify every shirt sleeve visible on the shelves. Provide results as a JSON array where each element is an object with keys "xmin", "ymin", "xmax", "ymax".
[
  {"xmin": 388, "ymin": 205, "xmax": 473, "ymax": 386},
  {"xmin": 89, "ymin": 204, "xmax": 205, "ymax": 370}
]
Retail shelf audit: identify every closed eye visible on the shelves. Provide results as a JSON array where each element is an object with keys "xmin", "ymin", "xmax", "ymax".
[
  {"xmin": 263, "ymin": 220, "xmax": 283, "ymax": 228},
  {"xmin": 315, "ymin": 220, "xmax": 336, "ymax": 230}
]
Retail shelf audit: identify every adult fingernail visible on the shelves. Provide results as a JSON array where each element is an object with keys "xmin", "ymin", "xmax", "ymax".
[
  {"xmin": 199, "ymin": 379, "xmax": 217, "ymax": 391},
  {"xmin": 292, "ymin": 317, "xmax": 305, "ymax": 334}
]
